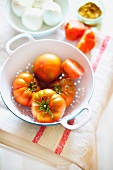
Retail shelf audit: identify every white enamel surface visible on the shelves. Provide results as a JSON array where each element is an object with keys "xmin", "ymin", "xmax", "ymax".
[
  {"xmin": 61, "ymin": 104, "xmax": 92, "ymax": 130},
  {"xmin": 4, "ymin": 0, "xmax": 69, "ymax": 37},
  {"xmin": 1, "ymin": 34, "xmax": 94, "ymax": 128}
]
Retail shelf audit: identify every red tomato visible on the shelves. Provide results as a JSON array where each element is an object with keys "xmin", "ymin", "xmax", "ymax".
[
  {"xmin": 76, "ymin": 29, "xmax": 95, "ymax": 53},
  {"xmin": 65, "ymin": 20, "xmax": 87, "ymax": 41},
  {"xmin": 33, "ymin": 53, "xmax": 61, "ymax": 83},
  {"xmin": 12, "ymin": 72, "xmax": 41, "ymax": 106},
  {"xmin": 32, "ymin": 89, "xmax": 66, "ymax": 123},
  {"xmin": 61, "ymin": 58, "xmax": 84, "ymax": 79},
  {"xmin": 50, "ymin": 77, "xmax": 76, "ymax": 107}
]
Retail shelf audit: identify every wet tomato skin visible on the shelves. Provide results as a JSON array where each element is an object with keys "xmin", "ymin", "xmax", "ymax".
[
  {"xmin": 76, "ymin": 29, "xmax": 95, "ymax": 53},
  {"xmin": 12, "ymin": 72, "xmax": 41, "ymax": 106},
  {"xmin": 61, "ymin": 58, "xmax": 85, "ymax": 79},
  {"xmin": 50, "ymin": 77, "xmax": 76, "ymax": 107},
  {"xmin": 33, "ymin": 53, "xmax": 62, "ymax": 83},
  {"xmin": 65, "ymin": 20, "xmax": 87, "ymax": 40},
  {"xmin": 32, "ymin": 89, "xmax": 66, "ymax": 123}
]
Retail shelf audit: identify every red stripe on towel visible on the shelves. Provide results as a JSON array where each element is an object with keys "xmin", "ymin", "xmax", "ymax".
[
  {"xmin": 92, "ymin": 35, "xmax": 110, "ymax": 72},
  {"xmin": 55, "ymin": 119, "xmax": 74, "ymax": 155},
  {"xmin": 32, "ymin": 126, "xmax": 46, "ymax": 143},
  {"xmin": 54, "ymin": 35, "xmax": 110, "ymax": 155},
  {"xmin": 32, "ymin": 35, "xmax": 110, "ymax": 151}
]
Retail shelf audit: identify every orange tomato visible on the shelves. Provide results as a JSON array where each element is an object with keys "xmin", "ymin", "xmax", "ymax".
[
  {"xmin": 32, "ymin": 89, "xmax": 66, "ymax": 123},
  {"xmin": 12, "ymin": 72, "xmax": 41, "ymax": 106},
  {"xmin": 50, "ymin": 77, "xmax": 76, "ymax": 107},
  {"xmin": 33, "ymin": 53, "xmax": 61, "ymax": 83},
  {"xmin": 65, "ymin": 20, "xmax": 87, "ymax": 41},
  {"xmin": 76, "ymin": 28, "xmax": 95, "ymax": 53},
  {"xmin": 61, "ymin": 58, "xmax": 85, "ymax": 79}
]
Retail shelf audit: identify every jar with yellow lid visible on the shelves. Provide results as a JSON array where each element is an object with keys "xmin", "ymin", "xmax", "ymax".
[{"xmin": 75, "ymin": 0, "xmax": 105, "ymax": 26}]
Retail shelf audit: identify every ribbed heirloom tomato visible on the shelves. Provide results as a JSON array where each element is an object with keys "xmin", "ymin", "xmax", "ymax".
[
  {"xmin": 50, "ymin": 77, "xmax": 76, "ymax": 107},
  {"xmin": 32, "ymin": 89, "xmax": 66, "ymax": 123},
  {"xmin": 12, "ymin": 72, "xmax": 41, "ymax": 106},
  {"xmin": 33, "ymin": 53, "xmax": 61, "ymax": 83}
]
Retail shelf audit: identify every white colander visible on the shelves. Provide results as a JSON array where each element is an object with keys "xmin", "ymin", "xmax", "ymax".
[{"xmin": 0, "ymin": 33, "xmax": 94, "ymax": 130}]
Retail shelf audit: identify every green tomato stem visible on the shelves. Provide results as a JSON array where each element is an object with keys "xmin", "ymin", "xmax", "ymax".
[{"xmin": 36, "ymin": 97, "xmax": 53, "ymax": 118}]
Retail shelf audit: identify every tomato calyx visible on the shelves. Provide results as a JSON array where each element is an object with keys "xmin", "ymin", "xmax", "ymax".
[
  {"xmin": 27, "ymin": 82, "xmax": 37, "ymax": 92},
  {"xmin": 52, "ymin": 85, "xmax": 62, "ymax": 94},
  {"xmin": 36, "ymin": 97, "xmax": 53, "ymax": 118},
  {"xmin": 51, "ymin": 78, "xmax": 68, "ymax": 94}
]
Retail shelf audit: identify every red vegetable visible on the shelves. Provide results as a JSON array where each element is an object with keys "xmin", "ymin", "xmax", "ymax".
[
  {"xmin": 33, "ymin": 53, "xmax": 61, "ymax": 83},
  {"xmin": 61, "ymin": 58, "xmax": 85, "ymax": 79},
  {"xmin": 32, "ymin": 89, "xmax": 66, "ymax": 123},
  {"xmin": 50, "ymin": 77, "xmax": 76, "ymax": 107},
  {"xmin": 12, "ymin": 72, "xmax": 41, "ymax": 106},
  {"xmin": 65, "ymin": 20, "xmax": 87, "ymax": 40},
  {"xmin": 76, "ymin": 28, "xmax": 95, "ymax": 53}
]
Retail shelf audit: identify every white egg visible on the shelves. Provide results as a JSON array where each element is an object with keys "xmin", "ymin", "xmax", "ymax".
[
  {"xmin": 22, "ymin": 8, "xmax": 43, "ymax": 31},
  {"xmin": 33, "ymin": 0, "xmax": 53, "ymax": 9},
  {"xmin": 42, "ymin": 2, "xmax": 62, "ymax": 26},
  {"xmin": 11, "ymin": 0, "xmax": 34, "ymax": 17}
]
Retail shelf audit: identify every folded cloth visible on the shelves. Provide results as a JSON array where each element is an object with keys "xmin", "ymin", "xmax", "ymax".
[{"xmin": 0, "ymin": 1, "xmax": 113, "ymax": 170}]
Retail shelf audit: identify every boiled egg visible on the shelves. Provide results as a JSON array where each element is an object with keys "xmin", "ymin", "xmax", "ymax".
[
  {"xmin": 33, "ymin": 0, "xmax": 53, "ymax": 9},
  {"xmin": 11, "ymin": 0, "xmax": 34, "ymax": 17},
  {"xmin": 22, "ymin": 8, "xmax": 43, "ymax": 31},
  {"xmin": 42, "ymin": 1, "xmax": 62, "ymax": 26}
]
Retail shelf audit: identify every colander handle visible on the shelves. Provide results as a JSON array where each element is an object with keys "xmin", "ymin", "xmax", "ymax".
[
  {"xmin": 61, "ymin": 104, "xmax": 92, "ymax": 130},
  {"xmin": 6, "ymin": 33, "xmax": 35, "ymax": 56}
]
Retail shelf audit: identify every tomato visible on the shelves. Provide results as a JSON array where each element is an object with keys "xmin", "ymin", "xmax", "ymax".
[
  {"xmin": 61, "ymin": 58, "xmax": 84, "ymax": 79},
  {"xmin": 65, "ymin": 20, "xmax": 87, "ymax": 41},
  {"xmin": 76, "ymin": 29, "xmax": 95, "ymax": 53},
  {"xmin": 33, "ymin": 53, "xmax": 61, "ymax": 83},
  {"xmin": 32, "ymin": 89, "xmax": 66, "ymax": 123},
  {"xmin": 50, "ymin": 77, "xmax": 76, "ymax": 107},
  {"xmin": 12, "ymin": 72, "xmax": 41, "ymax": 106}
]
